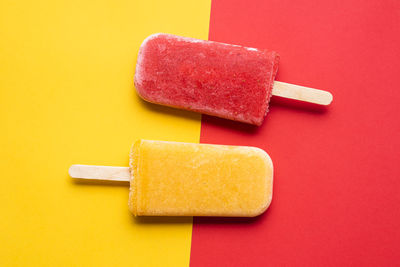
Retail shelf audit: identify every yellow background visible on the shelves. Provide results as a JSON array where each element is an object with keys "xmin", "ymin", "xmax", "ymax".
[{"xmin": 0, "ymin": 0, "xmax": 210, "ymax": 266}]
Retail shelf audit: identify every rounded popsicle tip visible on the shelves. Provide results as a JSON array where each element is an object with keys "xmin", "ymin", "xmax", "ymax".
[
  {"xmin": 134, "ymin": 33, "xmax": 169, "ymax": 103},
  {"xmin": 68, "ymin": 164, "xmax": 80, "ymax": 178},
  {"xmin": 134, "ymin": 33, "xmax": 158, "ymax": 91},
  {"xmin": 139, "ymin": 33, "xmax": 165, "ymax": 49},
  {"xmin": 244, "ymin": 147, "xmax": 274, "ymax": 217},
  {"xmin": 323, "ymin": 91, "xmax": 334, "ymax": 105}
]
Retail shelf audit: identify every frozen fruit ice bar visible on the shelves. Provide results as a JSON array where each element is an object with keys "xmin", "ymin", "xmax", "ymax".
[
  {"xmin": 128, "ymin": 140, "xmax": 273, "ymax": 217},
  {"xmin": 134, "ymin": 33, "xmax": 280, "ymax": 126}
]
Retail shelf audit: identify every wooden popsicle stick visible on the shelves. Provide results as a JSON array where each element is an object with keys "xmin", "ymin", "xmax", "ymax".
[
  {"xmin": 272, "ymin": 81, "xmax": 333, "ymax": 105},
  {"xmin": 69, "ymin": 164, "xmax": 130, "ymax": 182}
]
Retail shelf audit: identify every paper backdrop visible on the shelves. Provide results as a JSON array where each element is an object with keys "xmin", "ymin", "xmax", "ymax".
[{"xmin": 1, "ymin": 0, "xmax": 399, "ymax": 266}]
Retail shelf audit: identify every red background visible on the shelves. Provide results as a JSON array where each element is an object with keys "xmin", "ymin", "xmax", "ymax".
[{"xmin": 191, "ymin": 0, "xmax": 400, "ymax": 266}]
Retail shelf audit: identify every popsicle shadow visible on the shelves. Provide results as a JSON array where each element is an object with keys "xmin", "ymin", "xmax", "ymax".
[
  {"xmin": 133, "ymin": 216, "xmax": 193, "ymax": 224},
  {"xmin": 193, "ymin": 206, "xmax": 272, "ymax": 225},
  {"xmin": 136, "ymin": 96, "xmax": 329, "ymax": 135},
  {"xmin": 270, "ymin": 96, "xmax": 330, "ymax": 115},
  {"xmin": 132, "ymin": 215, "xmax": 261, "ymax": 225},
  {"xmin": 201, "ymin": 114, "xmax": 262, "ymax": 135},
  {"xmin": 71, "ymin": 177, "xmax": 129, "ymax": 187},
  {"xmin": 132, "ymin": 207, "xmax": 271, "ymax": 225},
  {"xmin": 137, "ymin": 96, "xmax": 201, "ymax": 122}
]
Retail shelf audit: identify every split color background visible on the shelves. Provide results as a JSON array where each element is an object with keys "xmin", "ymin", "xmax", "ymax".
[{"xmin": 1, "ymin": 0, "xmax": 399, "ymax": 266}]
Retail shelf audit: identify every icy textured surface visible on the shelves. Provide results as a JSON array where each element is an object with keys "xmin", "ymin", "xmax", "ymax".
[
  {"xmin": 134, "ymin": 33, "xmax": 279, "ymax": 125},
  {"xmin": 129, "ymin": 140, "xmax": 273, "ymax": 216}
]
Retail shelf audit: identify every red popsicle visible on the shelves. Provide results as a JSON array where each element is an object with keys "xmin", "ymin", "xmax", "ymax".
[{"xmin": 134, "ymin": 33, "xmax": 332, "ymax": 126}]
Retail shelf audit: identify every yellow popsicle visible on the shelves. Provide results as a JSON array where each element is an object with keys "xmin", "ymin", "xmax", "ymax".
[
  {"xmin": 128, "ymin": 140, "xmax": 273, "ymax": 217},
  {"xmin": 69, "ymin": 140, "xmax": 273, "ymax": 217}
]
